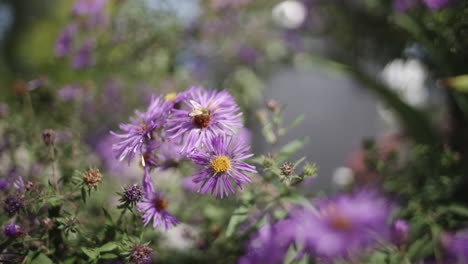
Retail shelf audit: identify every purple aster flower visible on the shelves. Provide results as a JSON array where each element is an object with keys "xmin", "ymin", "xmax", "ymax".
[
  {"xmin": 391, "ymin": 219, "xmax": 410, "ymax": 246},
  {"xmin": 137, "ymin": 190, "xmax": 179, "ymax": 231},
  {"xmin": 4, "ymin": 222, "xmax": 25, "ymax": 238},
  {"xmin": 295, "ymin": 189, "xmax": 392, "ymax": 259},
  {"xmin": 189, "ymin": 134, "xmax": 257, "ymax": 198},
  {"xmin": 55, "ymin": 23, "xmax": 78, "ymax": 57},
  {"xmin": 72, "ymin": 38, "xmax": 96, "ymax": 69},
  {"xmin": 239, "ymin": 220, "xmax": 295, "ymax": 264},
  {"xmin": 111, "ymin": 95, "xmax": 169, "ymax": 164},
  {"xmin": 58, "ymin": 84, "xmax": 82, "ymax": 101},
  {"xmin": 167, "ymin": 87, "xmax": 243, "ymax": 154},
  {"xmin": 422, "ymin": 0, "xmax": 455, "ymax": 9},
  {"xmin": 441, "ymin": 230, "xmax": 468, "ymax": 262}
]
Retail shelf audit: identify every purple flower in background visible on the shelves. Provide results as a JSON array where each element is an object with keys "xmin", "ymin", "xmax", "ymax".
[
  {"xmin": 181, "ymin": 176, "xmax": 199, "ymax": 192},
  {"xmin": 58, "ymin": 84, "xmax": 82, "ymax": 101},
  {"xmin": 296, "ymin": 190, "xmax": 392, "ymax": 259},
  {"xmin": 237, "ymin": 45, "xmax": 259, "ymax": 65},
  {"xmin": 72, "ymin": 0, "xmax": 107, "ymax": 17},
  {"xmin": 393, "ymin": 0, "xmax": 417, "ymax": 12},
  {"xmin": 239, "ymin": 220, "xmax": 296, "ymax": 264},
  {"xmin": 4, "ymin": 222, "xmax": 25, "ymax": 238},
  {"xmin": 167, "ymin": 87, "xmax": 243, "ymax": 154},
  {"xmin": 111, "ymin": 96, "xmax": 169, "ymax": 164},
  {"xmin": 239, "ymin": 127, "xmax": 252, "ymax": 145},
  {"xmin": 72, "ymin": 38, "xmax": 96, "ymax": 69},
  {"xmin": 391, "ymin": 219, "xmax": 410, "ymax": 246},
  {"xmin": 0, "ymin": 178, "xmax": 9, "ymax": 192},
  {"xmin": 137, "ymin": 190, "xmax": 179, "ymax": 231},
  {"xmin": 441, "ymin": 230, "xmax": 468, "ymax": 262},
  {"xmin": 55, "ymin": 23, "xmax": 78, "ymax": 57},
  {"xmin": 422, "ymin": 0, "xmax": 455, "ymax": 9},
  {"xmin": 154, "ymin": 141, "xmax": 183, "ymax": 170},
  {"xmin": 189, "ymin": 134, "xmax": 257, "ymax": 198}
]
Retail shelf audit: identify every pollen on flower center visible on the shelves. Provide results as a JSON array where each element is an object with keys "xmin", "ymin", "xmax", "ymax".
[
  {"xmin": 211, "ymin": 156, "xmax": 231, "ymax": 173},
  {"xmin": 153, "ymin": 197, "xmax": 168, "ymax": 211},
  {"xmin": 164, "ymin": 92, "xmax": 177, "ymax": 102}
]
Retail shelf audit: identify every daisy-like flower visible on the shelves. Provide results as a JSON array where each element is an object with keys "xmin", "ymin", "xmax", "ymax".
[
  {"xmin": 111, "ymin": 96, "xmax": 169, "ymax": 164},
  {"xmin": 167, "ymin": 87, "xmax": 243, "ymax": 154},
  {"xmin": 189, "ymin": 134, "xmax": 257, "ymax": 198},
  {"xmin": 137, "ymin": 190, "xmax": 179, "ymax": 231},
  {"xmin": 295, "ymin": 189, "xmax": 392, "ymax": 259}
]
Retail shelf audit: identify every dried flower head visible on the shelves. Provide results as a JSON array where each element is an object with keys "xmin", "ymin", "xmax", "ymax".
[
  {"xmin": 131, "ymin": 244, "xmax": 153, "ymax": 264},
  {"xmin": 82, "ymin": 168, "xmax": 102, "ymax": 189},
  {"xmin": 280, "ymin": 162, "xmax": 295, "ymax": 176},
  {"xmin": 42, "ymin": 129, "xmax": 56, "ymax": 146},
  {"xmin": 3, "ymin": 194, "xmax": 25, "ymax": 216}
]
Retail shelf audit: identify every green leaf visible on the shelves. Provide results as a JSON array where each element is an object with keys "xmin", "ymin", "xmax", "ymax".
[
  {"xmin": 447, "ymin": 204, "xmax": 468, "ymax": 217},
  {"xmin": 226, "ymin": 206, "xmax": 250, "ymax": 237},
  {"xmin": 100, "ymin": 253, "xmax": 119, "ymax": 259},
  {"xmin": 277, "ymin": 137, "xmax": 310, "ymax": 163},
  {"xmin": 286, "ymin": 115, "xmax": 305, "ymax": 130},
  {"xmin": 102, "ymin": 208, "xmax": 114, "ymax": 226},
  {"xmin": 81, "ymin": 247, "xmax": 99, "ymax": 260},
  {"xmin": 31, "ymin": 253, "xmax": 54, "ymax": 264},
  {"xmin": 99, "ymin": 242, "xmax": 118, "ymax": 252}
]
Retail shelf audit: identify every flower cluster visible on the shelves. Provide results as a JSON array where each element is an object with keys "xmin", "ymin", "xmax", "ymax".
[
  {"xmin": 112, "ymin": 86, "xmax": 257, "ymax": 231},
  {"xmin": 55, "ymin": 0, "xmax": 109, "ymax": 68}
]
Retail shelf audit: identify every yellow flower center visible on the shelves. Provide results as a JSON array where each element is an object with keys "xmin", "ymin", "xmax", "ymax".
[
  {"xmin": 164, "ymin": 92, "xmax": 178, "ymax": 102},
  {"xmin": 211, "ymin": 156, "xmax": 231, "ymax": 173}
]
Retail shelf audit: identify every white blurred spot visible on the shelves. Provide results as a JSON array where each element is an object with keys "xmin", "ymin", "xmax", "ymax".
[
  {"xmin": 272, "ymin": 0, "xmax": 307, "ymax": 29},
  {"xmin": 332, "ymin": 167, "xmax": 354, "ymax": 187}
]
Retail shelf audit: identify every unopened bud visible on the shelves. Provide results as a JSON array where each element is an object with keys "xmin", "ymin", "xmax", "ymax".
[{"xmin": 42, "ymin": 129, "xmax": 56, "ymax": 146}]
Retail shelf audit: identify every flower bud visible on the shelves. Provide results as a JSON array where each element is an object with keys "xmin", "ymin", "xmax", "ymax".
[{"xmin": 82, "ymin": 168, "xmax": 102, "ymax": 190}]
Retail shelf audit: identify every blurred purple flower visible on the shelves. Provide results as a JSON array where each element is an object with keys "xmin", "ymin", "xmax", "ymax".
[
  {"xmin": 4, "ymin": 221, "xmax": 25, "ymax": 238},
  {"xmin": 0, "ymin": 179, "xmax": 9, "ymax": 192},
  {"xmin": 393, "ymin": 0, "xmax": 418, "ymax": 12},
  {"xmin": 422, "ymin": 0, "xmax": 455, "ymax": 9},
  {"xmin": 95, "ymin": 135, "xmax": 125, "ymax": 172},
  {"xmin": 189, "ymin": 134, "xmax": 257, "ymax": 198},
  {"xmin": 55, "ymin": 23, "xmax": 78, "ymax": 57},
  {"xmin": 441, "ymin": 230, "xmax": 468, "ymax": 262},
  {"xmin": 237, "ymin": 45, "xmax": 259, "ymax": 65},
  {"xmin": 72, "ymin": 0, "xmax": 107, "ymax": 17},
  {"xmin": 181, "ymin": 176, "xmax": 198, "ymax": 192},
  {"xmin": 58, "ymin": 84, "xmax": 82, "ymax": 101},
  {"xmin": 239, "ymin": 220, "xmax": 295, "ymax": 264},
  {"xmin": 167, "ymin": 87, "xmax": 243, "ymax": 154},
  {"xmin": 137, "ymin": 190, "xmax": 179, "ymax": 231},
  {"xmin": 72, "ymin": 38, "xmax": 96, "ymax": 69},
  {"xmin": 111, "ymin": 95, "xmax": 169, "ymax": 164},
  {"xmin": 296, "ymin": 189, "xmax": 392, "ymax": 259},
  {"xmin": 391, "ymin": 219, "xmax": 410, "ymax": 246}
]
